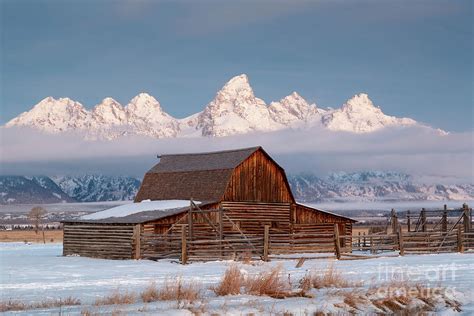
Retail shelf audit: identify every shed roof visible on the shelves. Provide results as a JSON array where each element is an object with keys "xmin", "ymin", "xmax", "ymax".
[
  {"xmin": 63, "ymin": 201, "xmax": 216, "ymax": 224},
  {"xmin": 296, "ymin": 203, "xmax": 357, "ymax": 223},
  {"xmin": 81, "ymin": 200, "xmax": 196, "ymax": 221}
]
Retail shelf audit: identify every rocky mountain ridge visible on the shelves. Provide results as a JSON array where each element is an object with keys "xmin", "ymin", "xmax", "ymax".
[{"xmin": 0, "ymin": 172, "xmax": 471, "ymax": 205}]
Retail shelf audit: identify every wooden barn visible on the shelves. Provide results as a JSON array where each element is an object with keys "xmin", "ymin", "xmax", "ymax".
[{"xmin": 63, "ymin": 147, "xmax": 355, "ymax": 260}]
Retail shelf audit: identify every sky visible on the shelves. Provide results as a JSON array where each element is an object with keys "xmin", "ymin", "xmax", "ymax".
[{"xmin": 1, "ymin": 0, "xmax": 472, "ymax": 132}]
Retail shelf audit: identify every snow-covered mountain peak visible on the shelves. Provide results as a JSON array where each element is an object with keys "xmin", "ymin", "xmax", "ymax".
[
  {"xmin": 219, "ymin": 74, "xmax": 253, "ymax": 97},
  {"xmin": 99, "ymin": 97, "xmax": 121, "ymax": 106},
  {"xmin": 5, "ymin": 96, "xmax": 90, "ymax": 131},
  {"xmin": 126, "ymin": 92, "xmax": 174, "ymax": 120},
  {"xmin": 342, "ymin": 93, "xmax": 378, "ymax": 112},
  {"xmin": 92, "ymin": 98, "xmax": 126, "ymax": 126},
  {"xmin": 268, "ymin": 92, "xmax": 321, "ymax": 126},
  {"xmin": 128, "ymin": 93, "xmax": 161, "ymax": 111},
  {"xmin": 32, "ymin": 97, "xmax": 84, "ymax": 111},
  {"xmin": 274, "ymin": 92, "xmax": 309, "ymax": 106},
  {"xmin": 196, "ymin": 74, "xmax": 280, "ymax": 136},
  {"xmin": 125, "ymin": 93, "xmax": 179, "ymax": 138},
  {"xmin": 322, "ymin": 93, "xmax": 417, "ymax": 133}
]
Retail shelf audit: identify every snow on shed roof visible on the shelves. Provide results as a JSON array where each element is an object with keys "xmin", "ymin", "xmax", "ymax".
[{"xmin": 81, "ymin": 200, "xmax": 198, "ymax": 221}]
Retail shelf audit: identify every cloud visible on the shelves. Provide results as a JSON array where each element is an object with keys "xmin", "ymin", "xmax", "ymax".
[{"xmin": 0, "ymin": 126, "xmax": 473, "ymax": 183}]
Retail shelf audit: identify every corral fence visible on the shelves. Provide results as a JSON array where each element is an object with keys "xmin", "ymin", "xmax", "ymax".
[{"xmin": 138, "ymin": 203, "xmax": 473, "ymax": 263}]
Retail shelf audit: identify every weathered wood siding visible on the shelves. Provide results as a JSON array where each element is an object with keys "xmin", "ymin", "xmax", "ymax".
[
  {"xmin": 221, "ymin": 201, "xmax": 291, "ymax": 235},
  {"xmin": 223, "ymin": 150, "xmax": 293, "ymax": 203},
  {"xmin": 294, "ymin": 204, "xmax": 352, "ymax": 236},
  {"xmin": 295, "ymin": 204, "xmax": 349, "ymax": 224},
  {"xmin": 63, "ymin": 223, "xmax": 134, "ymax": 259}
]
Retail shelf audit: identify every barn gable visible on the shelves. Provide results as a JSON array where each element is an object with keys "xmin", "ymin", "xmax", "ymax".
[{"xmin": 223, "ymin": 149, "xmax": 294, "ymax": 203}]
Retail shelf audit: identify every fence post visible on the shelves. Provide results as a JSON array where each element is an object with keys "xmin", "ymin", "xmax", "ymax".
[
  {"xmin": 391, "ymin": 209, "xmax": 398, "ymax": 234},
  {"xmin": 334, "ymin": 224, "xmax": 341, "ymax": 259},
  {"xmin": 181, "ymin": 225, "xmax": 188, "ymax": 264},
  {"xmin": 442, "ymin": 205, "xmax": 448, "ymax": 233},
  {"xmin": 457, "ymin": 225, "xmax": 464, "ymax": 253},
  {"xmin": 421, "ymin": 208, "xmax": 427, "ymax": 232},
  {"xmin": 133, "ymin": 224, "xmax": 141, "ymax": 260},
  {"xmin": 188, "ymin": 200, "xmax": 194, "ymax": 241},
  {"xmin": 407, "ymin": 210, "xmax": 411, "ymax": 232},
  {"xmin": 263, "ymin": 225, "xmax": 270, "ymax": 261},
  {"xmin": 463, "ymin": 204, "xmax": 470, "ymax": 233},
  {"xmin": 218, "ymin": 205, "xmax": 223, "ymax": 259},
  {"xmin": 358, "ymin": 232, "xmax": 361, "ymax": 250},
  {"xmin": 398, "ymin": 226, "xmax": 404, "ymax": 256}
]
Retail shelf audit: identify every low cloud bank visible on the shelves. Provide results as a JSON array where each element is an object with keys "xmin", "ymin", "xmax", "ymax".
[{"xmin": 1, "ymin": 126, "xmax": 472, "ymax": 183}]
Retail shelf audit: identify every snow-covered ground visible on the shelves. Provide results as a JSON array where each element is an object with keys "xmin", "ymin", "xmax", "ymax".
[{"xmin": 1, "ymin": 243, "xmax": 473, "ymax": 315}]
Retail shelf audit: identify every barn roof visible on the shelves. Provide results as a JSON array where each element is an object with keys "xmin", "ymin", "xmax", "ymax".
[
  {"xmin": 151, "ymin": 147, "xmax": 260, "ymax": 173},
  {"xmin": 134, "ymin": 147, "xmax": 263, "ymax": 202}
]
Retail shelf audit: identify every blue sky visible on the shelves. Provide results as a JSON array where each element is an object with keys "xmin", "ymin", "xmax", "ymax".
[{"xmin": 1, "ymin": 0, "xmax": 472, "ymax": 131}]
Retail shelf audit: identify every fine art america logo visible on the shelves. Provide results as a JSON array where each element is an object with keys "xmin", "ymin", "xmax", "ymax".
[{"xmin": 375, "ymin": 262, "xmax": 460, "ymax": 298}]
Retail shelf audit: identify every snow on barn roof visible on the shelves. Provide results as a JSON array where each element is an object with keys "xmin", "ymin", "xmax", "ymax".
[{"xmin": 75, "ymin": 200, "xmax": 201, "ymax": 223}]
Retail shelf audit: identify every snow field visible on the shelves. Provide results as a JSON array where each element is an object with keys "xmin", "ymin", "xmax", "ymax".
[{"xmin": 1, "ymin": 243, "xmax": 473, "ymax": 315}]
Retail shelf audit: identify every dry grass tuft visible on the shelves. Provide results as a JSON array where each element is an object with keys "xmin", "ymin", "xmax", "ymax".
[
  {"xmin": 81, "ymin": 308, "xmax": 100, "ymax": 316},
  {"xmin": 35, "ymin": 296, "xmax": 81, "ymax": 309},
  {"xmin": 0, "ymin": 300, "xmax": 28, "ymax": 312},
  {"xmin": 342, "ymin": 290, "xmax": 367, "ymax": 311},
  {"xmin": 244, "ymin": 265, "xmax": 291, "ymax": 298},
  {"xmin": 212, "ymin": 265, "xmax": 243, "ymax": 296},
  {"xmin": 0, "ymin": 296, "xmax": 81, "ymax": 312},
  {"xmin": 94, "ymin": 290, "xmax": 135, "ymax": 306},
  {"xmin": 155, "ymin": 278, "xmax": 201, "ymax": 303},
  {"xmin": 301, "ymin": 265, "xmax": 362, "ymax": 289},
  {"xmin": 140, "ymin": 282, "xmax": 160, "ymax": 303}
]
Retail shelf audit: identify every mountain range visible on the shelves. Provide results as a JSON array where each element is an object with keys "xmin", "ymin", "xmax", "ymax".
[
  {"xmin": 1, "ymin": 172, "xmax": 472, "ymax": 205},
  {"xmin": 4, "ymin": 74, "xmax": 433, "ymax": 139}
]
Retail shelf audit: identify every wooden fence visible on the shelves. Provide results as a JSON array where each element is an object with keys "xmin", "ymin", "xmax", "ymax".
[
  {"xmin": 138, "ymin": 203, "xmax": 473, "ymax": 263},
  {"xmin": 140, "ymin": 224, "xmax": 474, "ymax": 263}
]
